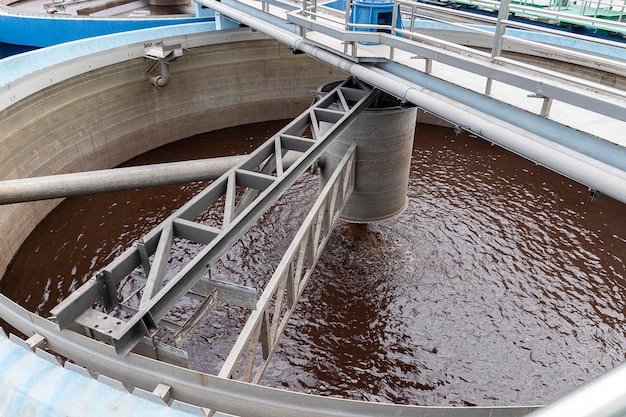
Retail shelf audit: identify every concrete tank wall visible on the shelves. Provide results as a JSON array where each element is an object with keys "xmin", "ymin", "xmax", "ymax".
[
  {"xmin": 320, "ymin": 93, "xmax": 417, "ymax": 223},
  {"xmin": 0, "ymin": 31, "xmax": 345, "ymax": 279}
]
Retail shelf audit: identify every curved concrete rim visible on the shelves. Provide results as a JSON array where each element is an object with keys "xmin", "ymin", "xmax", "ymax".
[{"xmin": 3, "ymin": 15, "xmax": 625, "ymax": 417}]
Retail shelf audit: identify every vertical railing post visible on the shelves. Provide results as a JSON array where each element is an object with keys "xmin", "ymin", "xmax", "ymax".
[
  {"xmin": 486, "ymin": 0, "xmax": 511, "ymax": 95},
  {"xmin": 300, "ymin": 0, "xmax": 307, "ymax": 36},
  {"xmin": 344, "ymin": 0, "xmax": 358, "ymax": 56},
  {"xmin": 344, "ymin": 0, "xmax": 352, "ymax": 32},
  {"xmin": 390, "ymin": 0, "xmax": 399, "ymax": 59}
]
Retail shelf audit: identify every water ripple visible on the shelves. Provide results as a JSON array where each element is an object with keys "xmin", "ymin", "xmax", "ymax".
[{"xmin": 1, "ymin": 123, "xmax": 625, "ymax": 408}]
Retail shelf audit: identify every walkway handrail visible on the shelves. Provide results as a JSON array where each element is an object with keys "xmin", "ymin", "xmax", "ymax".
[
  {"xmin": 396, "ymin": 0, "xmax": 626, "ymax": 55},
  {"xmin": 286, "ymin": 6, "xmax": 626, "ymax": 120},
  {"xmin": 448, "ymin": 0, "xmax": 626, "ymax": 32},
  {"xmin": 219, "ymin": 144, "xmax": 357, "ymax": 382}
]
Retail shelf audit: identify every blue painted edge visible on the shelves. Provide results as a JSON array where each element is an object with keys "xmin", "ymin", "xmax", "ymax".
[
  {"xmin": 0, "ymin": 334, "xmax": 201, "ymax": 417},
  {"xmin": 0, "ymin": 13, "xmax": 212, "ymax": 47},
  {"xmin": 0, "ymin": 21, "xmax": 216, "ymax": 87}
]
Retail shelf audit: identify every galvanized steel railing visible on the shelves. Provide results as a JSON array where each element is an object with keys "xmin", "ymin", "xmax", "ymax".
[
  {"xmin": 219, "ymin": 145, "xmax": 357, "ymax": 382},
  {"xmin": 288, "ymin": 0, "xmax": 626, "ymax": 113}
]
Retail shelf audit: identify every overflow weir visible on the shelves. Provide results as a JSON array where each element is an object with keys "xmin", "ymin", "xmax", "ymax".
[{"xmin": 1, "ymin": 0, "xmax": 626, "ymax": 415}]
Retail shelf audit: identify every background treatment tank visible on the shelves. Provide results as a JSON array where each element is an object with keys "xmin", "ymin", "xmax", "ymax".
[{"xmin": 319, "ymin": 85, "xmax": 417, "ymax": 223}]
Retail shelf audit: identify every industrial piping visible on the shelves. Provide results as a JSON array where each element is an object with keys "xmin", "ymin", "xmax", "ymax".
[
  {"xmin": 198, "ymin": 0, "xmax": 626, "ymax": 205},
  {"xmin": 0, "ymin": 153, "xmax": 300, "ymax": 205},
  {"xmin": 149, "ymin": 61, "xmax": 171, "ymax": 88}
]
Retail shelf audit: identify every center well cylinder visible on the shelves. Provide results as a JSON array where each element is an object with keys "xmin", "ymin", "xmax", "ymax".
[{"xmin": 319, "ymin": 87, "xmax": 417, "ymax": 223}]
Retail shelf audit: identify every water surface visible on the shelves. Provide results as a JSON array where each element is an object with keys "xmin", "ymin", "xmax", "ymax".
[{"xmin": 2, "ymin": 121, "xmax": 625, "ymax": 407}]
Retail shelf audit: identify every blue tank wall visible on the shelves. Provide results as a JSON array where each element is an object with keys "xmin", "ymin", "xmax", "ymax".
[
  {"xmin": 0, "ymin": 13, "xmax": 211, "ymax": 48},
  {"xmin": 0, "ymin": 42, "xmax": 37, "ymax": 58}
]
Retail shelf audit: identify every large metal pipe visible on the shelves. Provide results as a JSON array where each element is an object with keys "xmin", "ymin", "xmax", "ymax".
[
  {"xmin": 199, "ymin": 0, "xmax": 626, "ymax": 205},
  {"xmin": 527, "ymin": 362, "xmax": 626, "ymax": 417},
  {"xmin": 0, "ymin": 152, "xmax": 300, "ymax": 205}
]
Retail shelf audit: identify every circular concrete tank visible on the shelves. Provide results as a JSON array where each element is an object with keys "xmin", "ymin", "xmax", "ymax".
[
  {"xmin": 0, "ymin": 29, "xmax": 346, "ymax": 278},
  {"xmin": 319, "ymin": 85, "xmax": 417, "ymax": 223}
]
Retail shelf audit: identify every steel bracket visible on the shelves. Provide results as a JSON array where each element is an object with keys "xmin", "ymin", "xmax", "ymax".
[{"xmin": 96, "ymin": 271, "xmax": 119, "ymax": 313}]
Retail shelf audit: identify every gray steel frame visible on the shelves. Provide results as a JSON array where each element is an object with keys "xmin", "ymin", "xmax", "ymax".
[
  {"xmin": 0, "ymin": 73, "xmax": 542, "ymax": 416},
  {"xmin": 50, "ymin": 78, "xmax": 381, "ymax": 356},
  {"xmin": 2, "ymin": 4, "xmax": 625, "ymax": 415},
  {"xmin": 219, "ymin": 144, "xmax": 357, "ymax": 382}
]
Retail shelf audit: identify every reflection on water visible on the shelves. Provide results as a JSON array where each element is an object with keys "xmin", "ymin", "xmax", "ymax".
[
  {"xmin": 2, "ymin": 121, "xmax": 625, "ymax": 407},
  {"xmin": 265, "ymin": 131, "xmax": 626, "ymax": 406}
]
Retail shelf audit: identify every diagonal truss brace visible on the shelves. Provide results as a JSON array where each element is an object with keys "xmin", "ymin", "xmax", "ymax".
[
  {"xmin": 219, "ymin": 144, "xmax": 358, "ymax": 383},
  {"xmin": 50, "ymin": 78, "xmax": 381, "ymax": 356}
]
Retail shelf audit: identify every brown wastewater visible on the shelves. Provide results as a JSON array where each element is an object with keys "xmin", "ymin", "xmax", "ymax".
[{"xmin": 1, "ymin": 120, "xmax": 625, "ymax": 407}]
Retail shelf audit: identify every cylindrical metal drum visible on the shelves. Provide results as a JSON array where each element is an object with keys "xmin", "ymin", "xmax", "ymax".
[{"xmin": 319, "ymin": 89, "xmax": 417, "ymax": 223}]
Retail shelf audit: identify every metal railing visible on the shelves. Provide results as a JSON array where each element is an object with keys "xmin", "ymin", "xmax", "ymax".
[
  {"xmin": 286, "ymin": 0, "xmax": 626, "ymax": 121},
  {"xmin": 433, "ymin": 0, "xmax": 626, "ymax": 24},
  {"xmin": 219, "ymin": 144, "xmax": 357, "ymax": 382},
  {"xmin": 576, "ymin": 0, "xmax": 625, "ymax": 20}
]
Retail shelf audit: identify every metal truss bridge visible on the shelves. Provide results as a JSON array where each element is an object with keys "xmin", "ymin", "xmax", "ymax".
[{"xmin": 1, "ymin": 0, "xmax": 626, "ymax": 416}]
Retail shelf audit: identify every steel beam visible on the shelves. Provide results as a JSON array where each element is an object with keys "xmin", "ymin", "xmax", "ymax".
[
  {"xmin": 219, "ymin": 144, "xmax": 357, "ymax": 382},
  {"xmin": 50, "ymin": 78, "xmax": 381, "ymax": 356}
]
